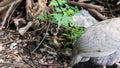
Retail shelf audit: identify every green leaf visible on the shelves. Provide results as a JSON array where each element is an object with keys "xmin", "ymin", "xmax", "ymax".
[
  {"xmin": 37, "ymin": 14, "xmax": 47, "ymax": 20},
  {"xmin": 67, "ymin": 9, "xmax": 74, "ymax": 15},
  {"xmin": 55, "ymin": 7, "xmax": 62, "ymax": 12},
  {"xmin": 37, "ymin": 0, "xmax": 82, "ymax": 48},
  {"xmin": 49, "ymin": 0, "xmax": 58, "ymax": 6}
]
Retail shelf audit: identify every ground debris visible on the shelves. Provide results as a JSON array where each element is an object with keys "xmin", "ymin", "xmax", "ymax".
[{"xmin": 0, "ymin": 0, "xmax": 119, "ymax": 68}]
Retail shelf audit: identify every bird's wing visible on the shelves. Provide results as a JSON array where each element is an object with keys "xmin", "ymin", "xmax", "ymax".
[{"xmin": 74, "ymin": 18, "xmax": 120, "ymax": 57}]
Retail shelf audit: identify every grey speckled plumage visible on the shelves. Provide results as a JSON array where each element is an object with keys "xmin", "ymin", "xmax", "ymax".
[
  {"xmin": 91, "ymin": 48, "xmax": 120, "ymax": 66},
  {"xmin": 71, "ymin": 17, "xmax": 120, "ymax": 66}
]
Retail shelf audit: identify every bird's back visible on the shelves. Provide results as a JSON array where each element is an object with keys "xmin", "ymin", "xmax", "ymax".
[
  {"xmin": 71, "ymin": 17, "xmax": 120, "ymax": 66},
  {"xmin": 75, "ymin": 17, "xmax": 120, "ymax": 57}
]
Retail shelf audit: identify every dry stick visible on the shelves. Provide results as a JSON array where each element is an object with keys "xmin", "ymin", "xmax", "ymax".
[
  {"xmin": 17, "ymin": 53, "xmax": 35, "ymax": 68},
  {"xmin": 0, "ymin": 0, "xmax": 14, "ymax": 7},
  {"xmin": 67, "ymin": 1, "xmax": 108, "ymax": 20},
  {"xmin": 7, "ymin": 0, "xmax": 22, "ymax": 27},
  {"xmin": 78, "ymin": 0, "xmax": 91, "ymax": 3},
  {"xmin": 36, "ymin": 0, "xmax": 48, "ymax": 16},
  {"xmin": 32, "ymin": 23, "xmax": 50, "ymax": 53},
  {"xmin": 0, "ymin": 2, "xmax": 15, "ymax": 30},
  {"xmin": 0, "ymin": 0, "xmax": 21, "ymax": 12},
  {"xmin": 88, "ymin": 9, "xmax": 108, "ymax": 20},
  {"xmin": 26, "ymin": 0, "xmax": 32, "ymax": 8},
  {"xmin": 26, "ymin": 0, "xmax": 33, "ymax": 20},
  {"xmin": 28, "ymin": 22, "xmax": 47, "ymax": 33},
  {"xmin": 0, "ymin": 4, "xmax": 10, "ymax": 12},
  {"xmin": 67, "ymin": 1, "xmax": 104, "ymax": 12}
]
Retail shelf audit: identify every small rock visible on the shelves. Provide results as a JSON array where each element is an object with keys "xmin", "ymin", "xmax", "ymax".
[
  {"xmin": 0, "ymin": 59, "xmax": 4, "ymax": 63},
  {"xmin": 40, "ymin": 48, "xmax": 47, "ymax": 53},
  {"xmin": 9, "ymin": 43, "xmax": 18, "ymax": 49},
  {"xmin": 47, "ymin": 56, "xmax": 54, "ymax": 60}
]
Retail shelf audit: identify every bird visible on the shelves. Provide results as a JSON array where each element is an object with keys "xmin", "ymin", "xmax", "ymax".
[{"xmin": 71, "ymin": 17, "xmax": 120, "ymax": 68}]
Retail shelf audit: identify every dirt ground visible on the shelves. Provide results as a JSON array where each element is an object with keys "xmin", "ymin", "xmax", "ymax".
[{"xmin": 0, "ymin": 0, "xmax": 120, "ymax": 68}]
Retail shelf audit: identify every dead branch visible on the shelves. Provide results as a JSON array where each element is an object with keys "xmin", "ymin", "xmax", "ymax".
[
  {"xmin": 88, "ymin": 9, "xmax": 108, "ymax": 20},
  {"xmin": 32, "ymin": 23, "xmax": 50, "ymax": 53},
  {"xmin": 67, "ymin": 1, "xmax": 104, "ymax": 12},
  {"xmin": 78, "ymin": 0, "xmax": 91, "ymax": 3},
  {"xmin": 0, "ymin": 5, "xmax": 8, "ymax": 13},
  {"xmin": 0, "ymin": 0, "xmax": 17, "ymax": 13},
  {"xmin": 0, "ymin": 0, "xmax": 14, "ymax": 7},
  {"xmin": 0, "ymin": 2, "xmax": 15, "ymax": 30},
  {"xmin": 0, "ymin": 0, "xmax": 22, "ymax": 30},
  {"xmin": 13, "ymin": 18, "xmax": 26, "ymax": 30},
  {"xmin": 26, "ymin": 0, "xmax": 33, "ymax": 20},
  {"xmin": 18, "ymin": 21, "xmax": 33, "ymax": 36}
]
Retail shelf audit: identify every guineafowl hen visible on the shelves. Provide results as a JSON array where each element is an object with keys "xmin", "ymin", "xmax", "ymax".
[{"xmin": 71, "ymin": 17, "xmax": 120, "ymax": 68}]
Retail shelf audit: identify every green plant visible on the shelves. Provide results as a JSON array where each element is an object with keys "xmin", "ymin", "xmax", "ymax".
[
  {"xmin": 37, "ymin": 0, "xmax": 79, "ymax": 27},
  {"xmin": 37, "ymin": 0, "xmax": 84, "ymax": 47},
  {"xmin": 63, "ymin": 26, "xmax": 84, "ymax": 47}
]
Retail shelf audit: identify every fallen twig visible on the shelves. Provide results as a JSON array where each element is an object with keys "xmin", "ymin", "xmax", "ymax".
[
  {"xmin": 0, "ymin": 0, "xmax": 22, "ymax": 30},
  {"xmin": 0, "ymin": 2, "xmax": 15, "ymax": 30},
  {"xmin": 0, "ymin": 0, "xmax": 14, "ymax": 7},
  {"xmin": 32, "ymin": 23, "xmax": 50, "ymax": 53},
  {"xmin": 78, "ymin": 0, "xmax": 91, "ymax": 3},
  {"xmin": 88, "ymin": 9, "xmax": 108, "ymax": 20},
  {"xmin": 13, "ymin": 18, "xmax": 26, "ymax": 30},
  {"xmin": 26, "ymin": 0, "xmax": 33, "ymax": 20},
  {"xmin": 18, "ymin": 21, "xmax": 33, "ymax": 36},
  {"xmin": 7, "ymin": 0, "xmax": 22, "ymax": 28},
  {"xmin": 0, "ymin": 3, "xmax": 11, "ymax": 13},
  {"xmin": 67, "ymin": 1, "xmax": 104, "ymax": 12}
]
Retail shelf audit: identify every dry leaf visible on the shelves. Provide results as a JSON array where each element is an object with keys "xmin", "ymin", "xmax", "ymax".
[
  {"xmin": 0, "ymin": 43, "xmax": 5, "ymax": 52},
  {"xmin": 18, "ymin": 21, "xmax": 33, "ymax": 35}
]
